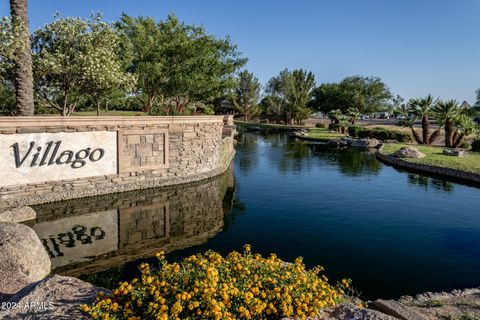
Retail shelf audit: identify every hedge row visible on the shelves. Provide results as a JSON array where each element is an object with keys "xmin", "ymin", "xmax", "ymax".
[{"xmin": 347, "ymin": 126, "xmax": 413, "ymax": 142}]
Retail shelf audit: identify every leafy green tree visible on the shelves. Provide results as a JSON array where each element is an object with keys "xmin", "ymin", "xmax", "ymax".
[
  {"xmin": 233, "ymin": 70, "xmax": 261, "ymax": 121},
  {"xmin": 339, "ymin": 76, "xmax": 392, "ymax": 114},
  {"xmin": 9, "ymin": 0, "xmax": 35, "ymax": 115},
  {"xmin": 391, "ymin": 94, "xmax": 407, "ymax": 116},
  {"xmin": 117, "ymin": 14, "xmax": 246, "ymax": 113},
  {"xmin": 308, "ymin": 82, "xmax": 347, "ymax": 114},
  {"xmin": 33, "ymin": 14, "xmax": 130, "ymax": 116},
  {"xmin": 266, "ymin": 69, "xmax": 315, "ymax": 124},
  {"xmin": 0, "ymin": 80, "xmax": 15, "ymax": 115},
  {"xmin": 433, "ymin": 100, "xmax": 460, "ymax": 147},
  {"xmin": 259, "ymin": 95, "xmax": 283, "ymax": 116},
  {"xmin": 310, "ymin": 76, "xmax": 391, "ymax": 115},
  {"xmin": 408, "ymin": 94, "xmax": 440, "ymax": 145}
]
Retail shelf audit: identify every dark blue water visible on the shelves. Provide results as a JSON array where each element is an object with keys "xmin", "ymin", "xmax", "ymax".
[
  {"xmin": 165, "ymin": 132, "xmax": 480, "ymax": 299},
  {"xmin": 35, "ymin": 131, "xmax": 480, "ymax": 300}
]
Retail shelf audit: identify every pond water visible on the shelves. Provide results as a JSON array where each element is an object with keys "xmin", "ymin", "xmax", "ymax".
[{"xmin": 30, "ymin": 132, "xmax": 480, "ymax": 300}]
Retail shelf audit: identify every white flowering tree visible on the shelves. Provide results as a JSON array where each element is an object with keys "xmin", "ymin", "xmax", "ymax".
[
  {"xmin": 0, "ymin": 17, "xmax": 15, "ymax": 80},
  {"xmin": 0, "ymin": 17, "xmax": 16, "ymax": 114},
  {"xmin": 33, "ymin": 14, "xmax": 132, "ymax": 116},
  {"xmin": 82, "ymin": 19, "xmax": 135, "ymax": 115}
]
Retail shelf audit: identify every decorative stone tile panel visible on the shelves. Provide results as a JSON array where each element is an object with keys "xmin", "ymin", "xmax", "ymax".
[{"xmin": 118, "ymin": 129, "xmax": 169, "ymax": 173}]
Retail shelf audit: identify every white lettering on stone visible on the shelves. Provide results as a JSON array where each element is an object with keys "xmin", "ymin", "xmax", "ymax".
[{"xmin": 0, "ymin": 131, "xmax": 117, "ymax": 187}]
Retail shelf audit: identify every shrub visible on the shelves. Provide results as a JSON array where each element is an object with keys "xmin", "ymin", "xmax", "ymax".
[
  {"xmin": 82, "ymin": 246, "xmax": 349, "ymax": 320},
  {"xmin": 347, "ymin": 125, "xmax": 362, "ymax": 138},
  {"xmin": 328, "ymin": 123, "xmax": 340, "ymax": 132},
  {"xmin": 394, "ymin": 131, "xmax": 414, "ymax": 143},
  {"xmin": 315, "ymin": 122, "xmax": 326, "ymax": 128},
  {"xmin": 346, "ymin": 126, "xmax": 413, "ymax": 142},
  {"xmin": 472, "ymin": 139, "xmax": 480, "ymax": 152},
  {"xmin": 457, "ymin": 140, "xmax": 471, "ymax": 150}
]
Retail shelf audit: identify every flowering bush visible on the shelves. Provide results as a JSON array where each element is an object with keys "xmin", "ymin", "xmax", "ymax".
[{"xmin": 82, "ymin": 245, "xmax": 349, "ymax": 320}]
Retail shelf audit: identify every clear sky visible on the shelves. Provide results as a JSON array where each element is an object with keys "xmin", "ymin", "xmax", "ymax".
[{"xmin": 2, "ymin": 0, "xmax": 479, "ymax": 103}]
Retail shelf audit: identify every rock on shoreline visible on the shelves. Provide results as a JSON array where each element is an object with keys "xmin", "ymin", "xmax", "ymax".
[
  {"xmin": 0, "ymin": 222, "xmax": 50, "ymax": 296},
  {"xmin": 0, "ymin": 275, "xmax": 108, "ymax": 320}
]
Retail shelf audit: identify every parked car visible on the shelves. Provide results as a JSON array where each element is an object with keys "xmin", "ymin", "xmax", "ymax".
[{"xmin": 361, "ymin": 115, "xmax": 369, "ymax": 120}]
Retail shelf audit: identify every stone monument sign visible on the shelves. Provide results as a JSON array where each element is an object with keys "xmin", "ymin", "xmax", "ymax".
[{"xmin": 0, "ymin": 131, "xmax": 117, "ymax": 187}]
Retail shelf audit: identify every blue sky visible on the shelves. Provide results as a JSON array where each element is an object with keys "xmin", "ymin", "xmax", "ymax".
[{"xmin": 2, "ymin": 0, "xmax": 479, "ymax": 103}]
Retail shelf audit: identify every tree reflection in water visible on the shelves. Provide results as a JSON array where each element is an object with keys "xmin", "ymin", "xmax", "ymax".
[
  {"xmin": 237, "ymin": 132, "xmax": 382, "ymax": 177},
  {"xmin": 407, "ymin": 173, "xmax": 454, "ymax": 193},
  {"xmin": 309, "ymin": 144, "xmax": 382, "ymax": 177}
]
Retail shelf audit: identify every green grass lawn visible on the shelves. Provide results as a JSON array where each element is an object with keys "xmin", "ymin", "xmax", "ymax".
[
  {"xmin": 382, "ymin": 143, "xmax": 480, "ymax": 174},
  {"xmin": 71, "ymin": 110, "xmax": 146, "ymax": 116},
  {"xmin": 234, "ymin": 121, "xmax": 306, "ymax": 130},
  {"xmin": 305, "ymin": 128, "xmax": 346, "ymax": 140}
]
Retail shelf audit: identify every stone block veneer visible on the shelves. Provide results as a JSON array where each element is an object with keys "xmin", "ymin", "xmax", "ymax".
[{"xmin": 0, "ymin": 115, "xmax": 235, "ymax": 208}]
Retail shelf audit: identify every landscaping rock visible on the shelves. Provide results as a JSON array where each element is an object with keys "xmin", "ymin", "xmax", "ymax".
[
  {"xmin": 442, "ymin": 149, "xmax": 468, "ymax": 157},
  {"xmin": 397, "ymin": 287, "xmax": 480, "ymax": 320},
  {"xmin": 351, "ymin": 138, "xmax": 380, "ymax": 148},
  {"xmin": 328, "ymin": 304, "xmax": 399, "ymax": 320},
  {"xmin": 374, "ymin": 299, "xmax": 427, "ymax": 320},
  {"xmin": 393, "ymin": 147, "xmax": 426, "ymax": 159},
  {"xmin": 384, "ymin": 139, "xmax": 399, "ymax": 144},
  {"xmin": 0, "ymin": 222, "xmax": 51, "ymax": 296},
  {"xmin": 342, "ymin": 138, "xmax": 355, "ymax": 146},
  {"xmin": 0, "ymin": 275, "xmax": 107, "ymax": 320},
  {"xmin": 0, "ymin": 206, "xmax": 36, "ymax": 223},
  {"xmin": 293, "ymin": 131, "xmax": 308, "ymax": 137},
  {"xmin": 327, "ymin": 139, "xmax": 341, "ymax": 147}
]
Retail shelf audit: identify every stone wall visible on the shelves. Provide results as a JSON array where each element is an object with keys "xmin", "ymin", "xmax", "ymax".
[{"xmin": 0, "ymin": 116, "xmax": 235, "ymax": 208}]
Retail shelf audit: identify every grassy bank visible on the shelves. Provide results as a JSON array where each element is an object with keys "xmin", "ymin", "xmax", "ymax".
[
  {"xmin": 304, "ymin": 128, "xmax": 346, "ymax": 140},
  {"xmin": 381, "ymin": 144, "xmax": 480, "ymax": 174},
  {"xmin": 234, "ymin": 120, "xmax": 306, "ymax": 130}
]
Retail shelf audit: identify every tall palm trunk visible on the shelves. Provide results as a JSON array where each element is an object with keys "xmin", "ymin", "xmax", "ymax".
[
  {"xmin": 10, "ymin": 0, "xmax": 35, "ymax": 116},
  {"xmin": 444, "ymin": 119, "xmax": 454, "ymax": 147},
  {"xmin": 428, "ymin": 127, "xmax": 442, "ymax": 145},
  {"xmin": 421, "ymin": 116, "xmax": 429, "ymax": 144},
  {"xmin": 410, "ymin": 127, "xmax": 423, "ymax": 144}
]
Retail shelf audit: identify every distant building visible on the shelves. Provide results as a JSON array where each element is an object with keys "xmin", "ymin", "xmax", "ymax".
[{"xmin": 216, "ymin": 99, "xmax": 235, "ymax": 115}]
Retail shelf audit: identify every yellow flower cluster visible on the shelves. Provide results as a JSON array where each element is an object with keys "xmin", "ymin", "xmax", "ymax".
[{"xmin": 82, "ymin": 245, "xmax": 350, "ymax": 320}]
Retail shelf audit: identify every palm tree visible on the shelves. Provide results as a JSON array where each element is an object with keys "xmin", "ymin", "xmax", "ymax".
[
  {"xmin": 451, "ymin": 114, "xmax": 478, "ymax": 148},
  {"xmin": 328, "ymin": 109, "xmax": 342, "ymax": 125},
  {"xmin": 408, "ymin": 94, "xmax": 438, "ymax": 145},
  {"xmin": 338, "ymin": 115, "xmax": 350, "ymax": 134},
  {"xmin": 10, "ymin": 0, "xmax": 34, "ymax": 116},
  {"xmin": 433, "ymin": 100, "xmax": 460, "ymax": 147},
  {"xmin": 347, "ymin": 107, "xmax": 361, "ymax": 125}
]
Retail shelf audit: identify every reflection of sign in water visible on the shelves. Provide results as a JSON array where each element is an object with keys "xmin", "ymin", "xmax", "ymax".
[
  {"xmin": 30, "ymin": 168, "xmax": 234, "ymax": 276},
  {"xmin": 33, "ymin": 210, "xmax": 118, "ymax": 268},
  {"xmin": 0, "ymin": 131, "xmax": 117, "ymax": 187}
]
